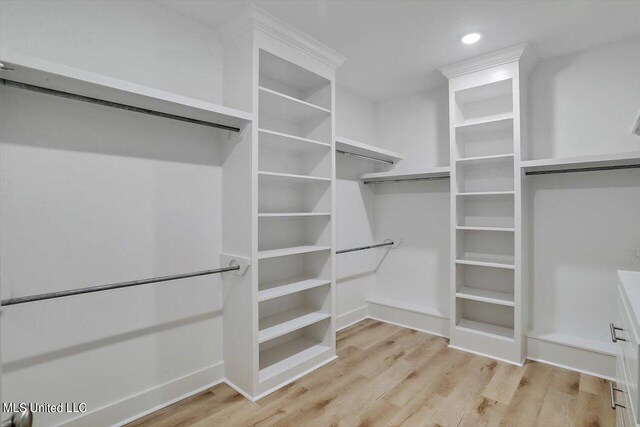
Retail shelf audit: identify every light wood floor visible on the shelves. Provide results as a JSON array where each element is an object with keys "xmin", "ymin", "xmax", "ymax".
[{"xmin": 128, "ymin": 319, "xmax": 615, "ymax": 427}]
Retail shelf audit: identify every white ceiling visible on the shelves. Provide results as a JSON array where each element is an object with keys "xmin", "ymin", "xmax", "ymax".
[{"xmin": 157, "ymin": 0, "xmax": 640, "ymax": 102}]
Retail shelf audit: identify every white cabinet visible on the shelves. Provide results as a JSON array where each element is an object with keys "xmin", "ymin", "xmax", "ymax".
[{"xmin": 614, "ymin": 270, "xmax": 640, "ymax": 426}]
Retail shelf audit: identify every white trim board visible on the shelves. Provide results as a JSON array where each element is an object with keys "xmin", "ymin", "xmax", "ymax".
[
  {"xmin": 336, "ymin": 305, "xmax": 369, "ymax": 331},
  {"xmin": 64, "ymin": 361, "xmax": 225, "ymax": 427}
]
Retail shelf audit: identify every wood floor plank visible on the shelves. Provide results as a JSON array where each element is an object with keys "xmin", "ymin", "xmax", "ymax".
[
  {"xmin": 482, "ymin": 363, "xmax": 525, "ymax": 404},
  {"xmin": 127, "ymin": 320, "xmax": 615, "ymax": 427}
]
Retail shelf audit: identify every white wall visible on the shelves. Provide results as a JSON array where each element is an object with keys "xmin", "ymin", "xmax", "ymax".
[
  {"xmin": 370, "ymin": 87, "xmax": 451, "ymax": 317},
  {"xmin": 334, "ymin": 86, "xmax": 378, "ymax": 327},
  {"xmin": 0, "ymin": 1, "xmax": 228, "ymax": 425},
  {"xmin": 528, "ymin": 37, "xmax": 640, "ymax": 345}
]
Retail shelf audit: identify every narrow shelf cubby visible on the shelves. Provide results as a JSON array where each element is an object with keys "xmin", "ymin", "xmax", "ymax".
[
  {"xmin": 454, "ymin": 79, "xmax": 513, "ymax": 127},
  {"xmin": 455, "ymin": 158, "xmax": 514, "ymax": 194},
  {"xmin": 455, "ymin": 117, "xmax": 514, "ymax": 159},
  {"xmin": 258, "ymin": 285, "xmax": 331, "ymax": 344},
  {"xmin": 455, "ymin": 229, "xmax": 515, "ymax": 269},
  {"xmin": 455, "ymin": 264, "xmax": 515, "ymax": 306},
  {"xmin": 259, "ymin": 319, "xmax": 332, "ymax": 383},
  {"xmin": 258, "ymin": 215, "xmax": 331, "ymax": 253},
  {"xmin": 258, "ymin": 250, "xmax": 332, "ymax": 301},
  {"xmin": 259, "ymin": 49, "xmax": 332, "ymax": 111},
  {"xmin": 259, "ymin": 131, "xmax": 331, "ymax": 178},
  {"xmin": 258, "ymin": 174, "xmax": 331, "ymax": 214},
  {"xmin": 456, "ymin": 299, "xmax": 515, "ymax": 341},
  {"xmin": 456, "ymin": 190, "xmax": 514, "ymax": 229}
]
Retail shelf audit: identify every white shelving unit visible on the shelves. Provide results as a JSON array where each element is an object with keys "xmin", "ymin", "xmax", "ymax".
[
  {"xmin": 255, "ymin": 47, "xmax": 338, "ymax": 397},
  {"xmin": 441, "ymin": 43, "xmax": 532, "ymax": 365},
  {"xmin": 0, "ymin": 49, "xmax": 252, "ymax": 132},
  {"xmin": 220, "ymin": 7, "xmax": 342, "ymax": 401},
  {"xmin": 360, "ymin": 167, "xmax": 451, "ymax": 184},
  {"xmin": 335, "ymin": 136, "xmax": 404, "ymax": 164}
]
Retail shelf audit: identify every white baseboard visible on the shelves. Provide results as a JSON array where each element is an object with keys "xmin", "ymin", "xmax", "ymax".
[
  {"xmin": 527, "ymin": 335, "xmax": 615, "ymax": 380},
  {"xmin": 64, "ymin": 361, "xmax": 225, "ymax": 427},
  {"xmin": 336, "ymin": 305, "xmax": 368, "ymax": 331},
  {"xmin": 367, "ymin": 299, "xmax": 448, "ymax": 338}
]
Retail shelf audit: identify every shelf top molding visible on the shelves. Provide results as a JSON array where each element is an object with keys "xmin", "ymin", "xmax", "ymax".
[
  {"xmin": 439, "ymin": 43, "xmax": 534, "ymax": 79},
  {"xmin": 0, "ymin": 49, "xmax": 253, "ymax": 132},
  {"xmin": 522, "ymin": 151, "xmax": 640, "ymax": 174},
  {"xmin": 220, "ymin": 4, "xmax": 345, "ymax": 69},
  {"xmin": 335, "ymin": 136, "xmax": 404, "ymax": 164},
  {"xmin": 360, "ymin": 167, "xmax": 451, "ymax": 184}
]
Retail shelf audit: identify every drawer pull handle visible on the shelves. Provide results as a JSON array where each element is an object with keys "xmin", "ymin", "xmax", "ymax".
[
  {"xmin": 610, "ymin": 381, "xmax": 626, "ymax": 409},
  {"xmin": 610, "ymin": 323, "xmax": 627, "ymax": 342}
]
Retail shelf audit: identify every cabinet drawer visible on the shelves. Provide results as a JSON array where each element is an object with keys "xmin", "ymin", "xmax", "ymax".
[{"xmin": 617, "ymin": 285, "xmax": 640, "ymax": 424}]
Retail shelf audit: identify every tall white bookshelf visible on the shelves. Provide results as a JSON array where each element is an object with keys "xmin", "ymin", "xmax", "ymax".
[
  {"xmin": 220, "ymin": 5, "xmax": 344, "ymax": 400},
  {"xmin": 440, "ymin": 44, "xmax": 533, "ymax": 364}
]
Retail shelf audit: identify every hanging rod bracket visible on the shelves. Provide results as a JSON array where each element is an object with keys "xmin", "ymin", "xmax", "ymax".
[{"xmin": 220, "ymin": 253, "xmax": 250, "ymax": 275}]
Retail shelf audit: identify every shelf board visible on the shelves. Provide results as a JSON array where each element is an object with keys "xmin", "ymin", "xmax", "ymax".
[
  {"xmin": 455, "ymin": 113, "xmax": 514, "ymax": 129},
  {"xmin": 259, "ymin": 128, "xmax": 330, "ymax": 149},
  {"xmin": 456, "ymin": 254, "xmax": 515, "ymax": 270},
  {"xmin": 457, "ymin": 191, "xmax": 515, "ymax": 197},
  {"xmin": 528, "ymin": 330, "xmax": 616, "ymax": 356},
  {"xmin": 335, "ymin": 136, "xmax": 404, "ymax": 164},
  {"xmin": 456, "ymin": 226, "xmax": 515, "ymax": 232},
  {"xmin": 257, "ymin": 245, "xmax": 331, "ymax": 260},
  {"xmin": 360, "ymin": 167, "xmax": 451, "ymax": 184},
  {"xmin": 258, "ymin": 307, "xmax": 331, "ymax": 343},
  {"xmin": 456, "ymin": 153, "xmax": 515, "ymax": 164},
  {"xmin": 366, "ymin": 295, "xmax": 446, "ymax": 318},
  {"xmin": 259, "ymin": 337, "xmax": 331, "ymax": 382},
  {"xmin": 258, "ymin": 171, "xmax": 331, "ymax": 183},
  {"xmin": 456, "ymin": 287, "xmax": 515, "ymax": 307},
  {"xmin": 258, "ymin": 212, "xmax": 331, "ymax": 218},
  {"xmin": 0, "ymin": 49, "xmax": 252, "ymax": 131},
  {"xmin": 258, "ymin": 277, "xmax": 331, "ymax": 302},
  {"xmin": 456, "ymin": 319, "xmax": 514, "ymax": 341},
  {"xmin": 259, "ymin": 86, "xmax": 330, "ymax": 122},
  {"xmin": 521, "ymin": 151, "xmax": 640, "ymax": 174}
]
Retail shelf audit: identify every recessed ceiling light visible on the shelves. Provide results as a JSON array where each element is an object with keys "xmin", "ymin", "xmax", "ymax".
[{"xmin": 460, "ymin": 32, "xmax": 482, "ymax": 45}]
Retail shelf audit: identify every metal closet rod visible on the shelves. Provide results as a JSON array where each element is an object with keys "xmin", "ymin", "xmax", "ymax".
[
  {"xmin": 0, "ymin": 266, "xmax": 240, "ymax": 307},
  {"xmin": 0, "ymin": 79, "xmax": 241, "ymax": 132},
  {"xmin": 363, "ymin": 176, "xmax": 450, "ymax": 184},
  {"xmin": 335, "ymin": 149, "xmax": 395, "ymax": 165},
  {"xmin": 525, "ymin": 164, "xmax": 640, "ymax": 176},
  {"xmin": 336, "ymin": 240, "xmax": 394, "ymax": 254}
]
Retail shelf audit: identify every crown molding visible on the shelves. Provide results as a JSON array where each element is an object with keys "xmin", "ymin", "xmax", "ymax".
[
  {"xmin": 220, "ymin": 4, "xmax": 345, "ymax": 70},
  {"xmin": 439, "ymin": 43, "xmax": 534, "ymax": 79}
]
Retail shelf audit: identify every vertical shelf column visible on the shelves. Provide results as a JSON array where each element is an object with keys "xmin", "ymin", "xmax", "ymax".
[{"xmin": 441, "ymin": 44, "xmax": 532, "ymax": 365}]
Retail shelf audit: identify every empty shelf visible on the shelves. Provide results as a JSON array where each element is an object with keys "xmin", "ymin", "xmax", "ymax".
[
  {"xmin": 361, "ymin": 167, "xmax": 451, "ymax": 183},
  {"xmin": 335, "ymin": 136, "xmax": 404, "ymax": 164},
  {"xmin": 457, "ymin": 191, "xmax": 515, "ymax": 197},
  {"xmin": 456, "ymin": 319, "xmax": 514, "ymax": 341},
  {"xmin": 456, "ymin": 113, "xmax": 514, "ymax": 129},
  {"xmin": 259, "ymin": 86, "xmax": 330, "ymax": 122},
  {"xmin": 258, "ymin": 212, "xmax": 331, "ymax": 218},
  {"xmin": 257, "ymin": 245, "xmax": 331, "ymax": 259},
  {"xmin": 259, "ymin": 308, "xmax": 331, "ymax": 343},
  {"xmin": 259, "ymin": 337, "xmax": 331, "ymax": 382},
  {"xmin": 456, "ymin": 287, "xmax": 515, "ymax": 307},
  {"xmin": 456, "ymin": 226, "xmax": 515, "ymax": 232},
  {"xmin": 456, "ymin": 255, "xmax": 515, "ymax": 270},
  {"xmin": 456, "ymin": 153, "xmax": 515, "ymax": 164},
  {"xmin": 259, "ymin": 277, "xmax": 331, "ymax": 302},
  {"xmin": 0, "ymin": 50, "xmax": 252, "ymax": 131},
  {"xmin": 258, "ymin": 171, "xmax": 331, "ymax": 183},
  {"xmin": 259, "ymin": 128, "xmax": 331, "ymax": 149},
  {"xmin": 521, "ymin": 151, "xmax": 640, "ymax": 174}
]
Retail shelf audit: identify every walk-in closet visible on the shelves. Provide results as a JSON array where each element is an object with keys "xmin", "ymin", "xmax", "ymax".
[{"xmin": 1, "ymin": 1, "xmax": 639, "ymax": 426}]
